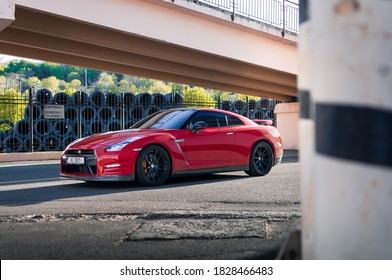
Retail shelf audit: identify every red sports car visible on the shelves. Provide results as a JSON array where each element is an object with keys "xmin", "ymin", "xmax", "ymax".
[{"xmin": 61, "ymin": 108, "xmax": 283, "ymax": 186}]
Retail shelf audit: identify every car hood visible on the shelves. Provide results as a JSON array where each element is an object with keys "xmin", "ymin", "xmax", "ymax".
[{"xmin": 68, "ymin": 129, "xmax": 170, "ymax": 149}]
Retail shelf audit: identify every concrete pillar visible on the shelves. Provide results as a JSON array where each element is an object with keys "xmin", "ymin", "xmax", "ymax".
[
  {"xmin": 301, "ymin": 0, "xmax": 392, "ymax": 259},
  {"xmin": 298, "ymin": 0, "xmax": 316, "ymax": 259}
]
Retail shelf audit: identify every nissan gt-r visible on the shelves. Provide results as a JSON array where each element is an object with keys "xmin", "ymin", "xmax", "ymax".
[{"xmin": 60, "ymin": 108, "xmax": 283, "ymax": 186}]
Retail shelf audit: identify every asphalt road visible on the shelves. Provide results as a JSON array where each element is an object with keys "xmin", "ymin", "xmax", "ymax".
[{"xmin": 0, "ymin": 151, "xmax": 300, "ymax": 259}]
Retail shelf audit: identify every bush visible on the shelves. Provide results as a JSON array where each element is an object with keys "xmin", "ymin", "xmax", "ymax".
[{"xmin": 0, "ymin": 90, "xmax": 27, "ymax": 125}]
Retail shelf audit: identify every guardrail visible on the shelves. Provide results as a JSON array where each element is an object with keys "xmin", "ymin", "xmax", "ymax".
[{"xmin": 196, "ymin": 0, "xmax": 299, "ymax": 34}]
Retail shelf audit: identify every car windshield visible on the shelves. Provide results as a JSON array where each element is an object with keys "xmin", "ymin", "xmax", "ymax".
[{"xmin": 131, "ymin": 109, "xmax": 196, "ymax": 129}]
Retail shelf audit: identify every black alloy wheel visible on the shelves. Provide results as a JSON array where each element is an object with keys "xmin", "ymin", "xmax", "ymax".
[
  {"xmin": 136, "ymin": 145, "xmax": 171, "ymax": 186},
  {"xmin": 246, "ymin": 141, "xmax": 274, "ymax": 176}
]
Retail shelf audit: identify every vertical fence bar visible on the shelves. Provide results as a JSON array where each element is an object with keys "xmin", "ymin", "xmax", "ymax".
[
  {"xmin": 231, "ymin": 0, "xmax": 235, "ymax": 21},
  {"xmin": 282, "ymin": 0, "xmax": 286, "ymax": 37},
  {"xmin": 28, "ymin": 88, "xmax": 34, "ymax": 152},
  {"xmin": 77, "ymin": 90, "xmax": 82, "ymax": 138},
  {"xmin": 246, "ymin": 96, "xmax": 249, "ymax": 118},
  {"xmin": 121, "ymin": 92, "xmax": 125, "ymax": 130}
]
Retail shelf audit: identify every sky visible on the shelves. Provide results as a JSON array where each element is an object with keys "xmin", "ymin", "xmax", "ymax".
[{"xmin": 0, "ymin": 54, "xmax": 42, "ymax": 64}]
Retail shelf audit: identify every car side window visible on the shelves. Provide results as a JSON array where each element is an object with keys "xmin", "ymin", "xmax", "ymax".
[
  {"xmin": 227, "ymin": 115, "xmax": 244, "ymax": 126},
  {"xmin": 189, "ymin": 111, "xmax": 228, "ymax": 128}
]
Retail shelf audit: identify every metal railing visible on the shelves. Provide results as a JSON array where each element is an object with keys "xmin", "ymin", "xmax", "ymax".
[{"xmin": 196, "ymin": 0, "xmax": 299, "ymax": 33}]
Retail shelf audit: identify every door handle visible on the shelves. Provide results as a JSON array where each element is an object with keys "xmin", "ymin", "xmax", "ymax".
[{"xmin": 227, "ymin": 132, "xmax": 234, "ymax": 135}]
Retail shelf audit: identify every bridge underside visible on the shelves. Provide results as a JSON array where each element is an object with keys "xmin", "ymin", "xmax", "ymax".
[{"xmin": 0, "ymin": 3, "xmax": 297, "ymax": 101}]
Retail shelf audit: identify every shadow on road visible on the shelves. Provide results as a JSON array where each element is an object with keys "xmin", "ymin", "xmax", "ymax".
[
  {"xmin": 0, "ymin": 150, "xmax": 298, "ymax": 207},
  {"xmin": 0, "ymin": 171, "xmax": 250, "ymax": 207}
]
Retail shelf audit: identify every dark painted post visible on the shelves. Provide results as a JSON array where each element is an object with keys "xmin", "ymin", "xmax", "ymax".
[
  {"xmin": 121, "ymin": 92, "xmax": 125, "ymax": 130},
  {"xmin": 28, "ymin": 88, "xmax": 34, "ymax": 152},
  {"xmin": 77, "ymin": 90, "xmax": 82, "ymax": 138}
]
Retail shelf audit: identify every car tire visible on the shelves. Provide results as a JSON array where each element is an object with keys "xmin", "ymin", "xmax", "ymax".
[
  {"xmin": 246, "ymin": 141, "xmax": 274, "ymax": 176},
  {"xmin": 135, "ymin": 145, "xmax": 171, "ymax": 186}
]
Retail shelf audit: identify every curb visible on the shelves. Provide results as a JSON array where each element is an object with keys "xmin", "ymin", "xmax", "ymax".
[{"xmin": 0, "ymin": 152, "xmax": 62, "ymax": 163}]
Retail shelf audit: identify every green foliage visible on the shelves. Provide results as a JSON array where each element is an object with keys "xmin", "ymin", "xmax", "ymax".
[
  {"xmin": 150, "ymin": 80, "xmax": 172, "ymax": 94},
  {"xmin": 92, "ymin": 72, "xmax": 117, "ymax": 92},
  {"xmin": 0, "ymin": 75, "xmax": 6, "ymax": 93},
  {"xmin": 26, "ymin": 76, "xmax": 42, "ymax": 89},
  {"xmin": 171, "ymin": 83, "xmax": 185, "ymax": 93},
  {"xmin": 117, "ymin": 79, "xmax": 132, "ymax": 93},
  {"xmin": 0, "ymin": 59, "xmax": 263, "ymax": 105},
  {"xmin": 136, "ymin": 78, "xmax": 154, "ymax": 92},
  {"xmin": 181, "ymin": 86, "xmax": 216, "ymax": 108},
  {"xmin": 41, "ymin": 76, "xmax": 60, "ymax": 93},
  {"xmin": 0, "ymin": 89, "xmax": 27, "ymax": 125}
]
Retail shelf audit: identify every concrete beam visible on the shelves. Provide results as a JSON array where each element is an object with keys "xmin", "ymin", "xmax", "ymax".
[
  {"xmin": 0, "ymin": 0, "xmax": 14, "ymax": 32},
  {"xmin": 0, "ymin": 27, "xmax": 296, "ymax": 97},
  {"xmin": 0, "ymin": 1, "xmax": 298, "ymax": 100},
  {"xmin": 0, "ymin": 42, "xmax": 295, "ymax": 101}
]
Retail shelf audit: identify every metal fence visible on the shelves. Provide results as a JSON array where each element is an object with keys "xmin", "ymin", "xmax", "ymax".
[
  {"xmin": 0, "ymin": 89, "xmax": 278, "ymax": 153},
  {"xmin": 197, "ymin": 0, "xmax": 299, "ymax": 33}
]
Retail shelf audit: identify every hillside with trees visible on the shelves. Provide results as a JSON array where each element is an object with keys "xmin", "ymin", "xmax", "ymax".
[{"xmin": 0, "ymin": 59, "xmax": 257, "ymax": 103}]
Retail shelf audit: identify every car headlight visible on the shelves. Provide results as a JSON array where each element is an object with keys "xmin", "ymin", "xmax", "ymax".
[{"xmin": 106, "ymin": 136, "xmax": 143, "ymax": 152}]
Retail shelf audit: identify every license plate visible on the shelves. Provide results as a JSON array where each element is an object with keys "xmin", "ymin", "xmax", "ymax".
[{"xmin": 66, "ymin": 157, "xmax": 85, "ymax": 165}]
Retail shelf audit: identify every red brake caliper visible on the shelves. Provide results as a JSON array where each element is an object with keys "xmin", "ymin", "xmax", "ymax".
[{"xmin": 142, "ymin": 160, "xmax": 148, "ymax": 174}]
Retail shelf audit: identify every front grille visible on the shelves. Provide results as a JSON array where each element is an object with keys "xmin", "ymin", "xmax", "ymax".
[
  {"xmin": 62, "ymin": 149, "xmax": 97, "ymax": 175},
  {"xmin": 66, "ymin": 149, "xmax": 95, "ymax": 155},
  {"xmin": 62, "ymin": 164, "xmax": 97, "ymax": 174}
]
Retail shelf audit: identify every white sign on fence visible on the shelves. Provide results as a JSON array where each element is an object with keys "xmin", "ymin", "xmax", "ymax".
[{"xmin": 44, "ymin": 105, "xmax": 64, "ymax": 119}]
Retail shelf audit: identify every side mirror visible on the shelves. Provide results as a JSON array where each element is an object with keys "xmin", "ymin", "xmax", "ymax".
[{"xmin": 192, "ymin": 121, "xmax": 207, "ymax": 133}]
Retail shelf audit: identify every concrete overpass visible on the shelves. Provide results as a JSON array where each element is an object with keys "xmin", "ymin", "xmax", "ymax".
[{"xmin": 0, "ymin": 0, "xmax": 298, "ymax": 101}]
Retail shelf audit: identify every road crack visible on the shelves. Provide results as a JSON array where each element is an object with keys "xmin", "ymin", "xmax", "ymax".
[
  {"xmin": 0, "ymin": 213, "xmax": 139, "ymax": 223},
  {"xmin": 0, "ymin": 211, "xmax": 300, "ymax": 242},
  {"xmin": 121, "ymin": 218, "xmax": 267, "ymax": 241}
]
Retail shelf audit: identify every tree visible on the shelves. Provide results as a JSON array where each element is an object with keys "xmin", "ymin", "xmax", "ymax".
[
  {"xmin": 70, "ymin": 79, "xmax": 82, "ymax": 91},
  {"xmin": 26, "ymin": 77, "xmax": 42, "ymax": 89},
  {"xmin": 150, "ymin": 80, "xmax": 171, "ymax": 94},
  {"xmin": 118, "ymin": 79, "xmax": 131, "ymax": 93},
  {"xmin": 67, "ymin": 71, "xmax": 80, "ymax": 81},
  {"xmin": 1, "ymin": 59, "xmax": 39, "ymax": 78},
  {"xmin": 136, "ymin": 77, "xmax": 154, "ymax": 92},
  {"xmin": 93, "ymin": 72, "xmax": 117, "ymax": 92},
  {"xmin": 0, "ymin": 75, "xmax": 6, "ymax": 93},
  {"xmin": 171, "ymin": 83, "xmax": 186, "ymax": 93},
  {"xmin": 46, "ymin": 63, "xmax": 65, "ymax": 80},
  {"xmin": 41, "ymin": 76, "xmax": 60, "ymax": 93},
  {"xmin": 0, "ymin": 89, "xmax": 27, "ymax": 125},
  {"xmin": 181, "ymin": 86, "xmax": 216, "ymax": 108}
]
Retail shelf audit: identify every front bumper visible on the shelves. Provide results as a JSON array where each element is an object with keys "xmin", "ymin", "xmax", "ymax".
[
  {"xmin": 61, "ymin": 149, "xmax": 135, "ymax": 181},
  {"xmin": 60, "ymin": 174, "xmax": 135, "ymax": 182}
]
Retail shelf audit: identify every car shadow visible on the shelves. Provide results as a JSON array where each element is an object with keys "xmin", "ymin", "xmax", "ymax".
[
  {"xmin": 0, "ymin": 170, "xmax": 249, "ymax": 207},
  {"xmin": 79, "ymin": 171, "xmax": 249, "ymax": 190},
  {"xmin": 164, "ymin": 172, "xmax": 247, "ymax": 188}
]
